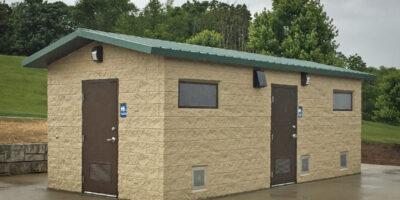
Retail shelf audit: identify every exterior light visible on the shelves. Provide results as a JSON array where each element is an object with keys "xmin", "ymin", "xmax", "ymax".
[
  {"xmin": 253, "ymin": 68, "xmax": 267, "ymax": 88},
  {"xmin": 301, "ymin": 72, "xmax": 310, "ymax": 86},
  {"xmin": 91, "ymin": 46, "xmax": 103, "ymax": 62}
]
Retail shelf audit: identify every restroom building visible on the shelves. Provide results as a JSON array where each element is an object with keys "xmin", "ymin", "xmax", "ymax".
[{"xmin": 23, "ymin": 28, "xmax": 372, "ymax": 200}]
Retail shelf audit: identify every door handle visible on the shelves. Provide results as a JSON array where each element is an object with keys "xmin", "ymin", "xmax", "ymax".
[
  {"xmin": 292, "ymin": 134, "xmax": 297, "ymax": 139},
  {"xmin": 106, "ymin": 137, "xmax": 116, "ymax": 143},
  {"xmin": 111, "ymin": 126, "xmax": 116, "ymax": 131}
]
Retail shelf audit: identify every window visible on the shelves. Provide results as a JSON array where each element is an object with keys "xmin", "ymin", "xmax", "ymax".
[
  {"xmin": 340, "ymin": 152, "xmax": 348, "ymax": 169},
  {"xmin": 301, "ymin": 155, "xmax": 310, "ymax": 174},
  {"xmin": 192, "ymin": 166, "xmax": 206, "ymax": 190},
  {"xmin": 179, "ymin": 81, "xmax": 218, "ymax": 108},
  {"xmin": 333, "ymin": 90, "xmax": 353, "ymax": 111}
]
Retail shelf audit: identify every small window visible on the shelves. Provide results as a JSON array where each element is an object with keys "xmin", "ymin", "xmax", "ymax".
[
  {"xmin": 301, "ymin": 155, "xmax": 310, "ymax": 174},
  {"xmin": 340, "ymin": 152, "xmax": 348, "ymax": 169},
  {"xmin": 179, "ymin": 81, "xmax": 218, "ymax": 108},
  {"xmin": 333, "ymin": 90, "xmax": 353, "ymax": 111},
  {"xmin": 192, "ymin": 166, "xmax": 206, "ymax": 190}
]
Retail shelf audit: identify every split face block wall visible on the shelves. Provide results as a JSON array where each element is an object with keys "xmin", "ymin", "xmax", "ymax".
[
  {"xmin": 162, "ymin": 58, "xmax": 361, "ymax": 200},
  {"xmin": 47, "ymin": 43, "xmax": 361, "ymax": 200},
  {"xmin": 48, "ymin": 43, "xmax": 165, "ymax": 200}
]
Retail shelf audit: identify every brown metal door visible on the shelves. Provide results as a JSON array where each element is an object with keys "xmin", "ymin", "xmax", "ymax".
[
  {"xmin": 82, "ymin": 79, "xmax": 118, "ymax": 196},
  {"xmin": 271, "ymin": 84, "xmax": 297, "ymax": 186}
]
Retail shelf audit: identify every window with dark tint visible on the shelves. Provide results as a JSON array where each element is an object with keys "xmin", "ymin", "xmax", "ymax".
[
  {"xmin": 333, "ymin": 91, "xmax": 352, "ymax": 111},
  {"xmin": 179, "ymin": 81, "xmax": 218, "ymax": 108}
]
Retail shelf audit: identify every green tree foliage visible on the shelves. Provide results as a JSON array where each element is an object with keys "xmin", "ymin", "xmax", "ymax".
[
  {"xmin": 115, "ymin": 0, "xmax": 189, "ymax": 41},
  {"xmin": 344, "ymin": 54, "xmax": 377, "ymax": 120},
  {"xmin": 373, "ymin": 69, "xmax": 400, "ymax": 125},
  {"xmin": 248, "ymin": 0, "xmax": 339, "ymax": 65},
  {"xmin": 198, "ymin": 1, "xmax": 251, "ymax": 50},
  {"xmin": 0, "ymin": 2, "xmax": 12, "ymax": 54},
  {"xmin": 346, "ymin": 54, "xmax": 367, "ymax": 71},
  {"xmin": 8, "ymin": 0, "xmax": 74, "ymax": 55},
  {"xmin": 114, "ymin": 0, "xmax": 250, "ymax": 50},
  {"xmin": 186, "ymin": 30, "xmax": 224, "ymax": 47},
  {"xmin": 73, "ymin": 0, "xmax": 136, "ymax": 32}
]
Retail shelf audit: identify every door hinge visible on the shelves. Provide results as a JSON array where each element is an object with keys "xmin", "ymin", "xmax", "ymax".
[
  {"xmin": 271, "ymin": 171, "xmax": 274, "ymax": 178},
  {"xmin": 82, "ymin": 175, "xmax": 84, "ymax": 183},
  {"xmin": 82, "ymin": 134, "xmax": 85, "ymax": 143},
  {"xmin": 271, "ymin": 133, "xmax": 274, "ymax": 141},
  {"xmin": 82, "ymin": 93, "xmax": 85, "ymax": 102},
  {"xmin": 272, "ymin": 96, "xmax": 274, "ymax": 103}
]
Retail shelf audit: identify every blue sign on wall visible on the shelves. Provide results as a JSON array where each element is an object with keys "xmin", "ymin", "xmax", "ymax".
[
  {"xmin": 120, "ymin": 103, "xmax": 127, "ymax": 118},
  {"xmin": 297, "ymin": 106, "xmax": 303, "ymax": 118}
]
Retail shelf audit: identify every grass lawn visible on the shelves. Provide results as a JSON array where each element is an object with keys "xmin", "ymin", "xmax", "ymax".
[
  {"xmin": 362, "ymin": 120, "xmax": 400, "ymax": 144},
  {"xmin": 0, "ymin": 55, "xmax": 47, "ymax": 118}
]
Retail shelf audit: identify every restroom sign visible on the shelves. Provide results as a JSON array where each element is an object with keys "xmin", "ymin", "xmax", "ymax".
[
  {"xmin": 297, "ymin": 106, "xmax": 303, "ymax": 118},
  {"xmin": 120, "ymin": 103, "xmax": 127, "ymax": 118}
]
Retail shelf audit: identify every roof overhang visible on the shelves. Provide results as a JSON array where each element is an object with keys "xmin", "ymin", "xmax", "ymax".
[{"xmin": 23, "ymin": 28, "xmax": 374, "ymax": 80}]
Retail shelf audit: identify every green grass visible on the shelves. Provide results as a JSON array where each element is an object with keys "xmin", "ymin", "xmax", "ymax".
[
  {"xmin": 0, "ymin": 55, "xmax": 47, "ymax": 118},
  {"xmin": 362, "ymin": 120, "xmax": 400, "ymax": 144}
]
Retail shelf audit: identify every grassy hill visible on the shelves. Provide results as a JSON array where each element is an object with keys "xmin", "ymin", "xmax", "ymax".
[
  {"xmin": 0, "ymin": 55, "xmax": 47, "ymax": 118},
  {"xmin": 362, "ymin": 121, "xmax": 400, "ymax": 144}
]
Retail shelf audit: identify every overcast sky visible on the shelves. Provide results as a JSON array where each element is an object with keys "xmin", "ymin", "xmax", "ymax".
[{"xmin": 5, "ymin": 0, "xmax": 400, "ymax": 67}]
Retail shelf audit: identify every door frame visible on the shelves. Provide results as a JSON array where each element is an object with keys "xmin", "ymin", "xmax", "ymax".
[
  {"xmin": 270, "ymin": 84, "xmax": 298, "ymax": 187},
  {"xmin": 81, "ymin": 78, "xmax": 119, "ymax": 197}
]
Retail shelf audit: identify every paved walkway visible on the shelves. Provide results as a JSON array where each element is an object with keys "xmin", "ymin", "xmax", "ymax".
[{"xmin": 0, "ymin": 164, "xmax": 399, "ymax": 200}]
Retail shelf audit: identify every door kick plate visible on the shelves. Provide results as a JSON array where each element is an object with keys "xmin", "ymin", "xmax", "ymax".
[
  {"xmin": 84, "ymin": 191, "xmax": 117, "ymax": 198},
  {"xmin": 271, "ymin": 182, "xmax": 295, "ymax": 187}
]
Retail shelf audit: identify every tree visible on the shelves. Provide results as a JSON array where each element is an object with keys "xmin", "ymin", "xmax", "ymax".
[
  {"xmin": 115, "ymin": 0, "xmax": 251, "ymax": 49},
  {"xmin": 247, "ymin": 0, "xmax": 339, "ymax": 65},
  {"xmin": 73, "ymin": 0, "xmax": 136, "ymax": 32},
  {"xmin": 9, "ymin": 0, "xmax": 75, "ymax": 55},
  {"xmin": 202, "ymin": 1, "xmax": 251, "ymax": 50},
  {"xmin": 0, "ymin": 2, "xmax": 12, "ymax": 54},
  {"xmin": 346, "ymin": 54, "xmax": 367, "ymax": 71},
  {"xmin": 186, "ymin": 30, "xmax": 224, "ymax": 47},
  {"xmin": 373, "ymin": 70, "xmax": 400, "ymax": 125}
]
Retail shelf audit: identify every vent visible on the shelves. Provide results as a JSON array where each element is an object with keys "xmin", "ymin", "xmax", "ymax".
[
  {"xmin": 301, "ymin": 155, "xmax": 310, "ymax": 174},
  {"xmin": 192, "ymin": 166, "xmax": 206, "ymax": 190},
  {"xmin": 340, "ymin": 152, "xmax": 348, "ymax": 169},
  {"xmin": 275, "ymin": 159, "xmax": 291, "ymax": 175}
]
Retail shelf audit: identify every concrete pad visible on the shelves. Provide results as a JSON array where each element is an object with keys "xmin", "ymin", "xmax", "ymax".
[
  {"xmin": 212, "ymin": 164, "xmax": 400, "ymax": 200},
  {"xmin": 0, "ymin": 164, "xmax": 399, "ymax": 200}
]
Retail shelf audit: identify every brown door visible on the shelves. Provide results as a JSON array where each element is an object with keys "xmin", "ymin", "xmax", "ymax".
[
  {"xmin": 271, "ymin": 84, "xmax": 297, "ymax": 186},
  {"xmin": 82, "ymin": 79, "xmax": 118, "ymax": 196}
]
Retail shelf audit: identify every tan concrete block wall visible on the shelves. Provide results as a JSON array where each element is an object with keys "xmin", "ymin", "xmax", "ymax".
[
  {"xmin": 163, "ymin": 59, "xmax": 270, "ymax": 200},
  {"xmin": 47, "ymin": 43, "xmax": 165, "ymax": 200},
  {"xmin": 296, "ymin": 75, "xmax": 361, "ymax": 182},
  {"xmin": 163, "ymin": 58, "xmax": 361, "ymax": 200}
]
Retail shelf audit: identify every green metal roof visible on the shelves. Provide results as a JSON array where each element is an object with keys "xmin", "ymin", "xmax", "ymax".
[{"xmin": 23, "ymin": 28, "xmax": 373, "ymax": 80}]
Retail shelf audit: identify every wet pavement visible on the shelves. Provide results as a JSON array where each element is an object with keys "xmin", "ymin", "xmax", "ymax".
[{"xmin": 0, "ymin": 164, "xmax": 399, "ymax": 200}]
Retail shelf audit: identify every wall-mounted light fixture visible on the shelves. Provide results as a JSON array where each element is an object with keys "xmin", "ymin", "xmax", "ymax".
[
  {"xmin": 253, "ymin": 68, "xmax": 267, "ymax": 88},
  {"xmin": 91, "ymin": 45, "xmax": 103, "ymax": 62},
  {"xmin": 301, "ymin": 72, "xmax": 310, "ymax": 86}
]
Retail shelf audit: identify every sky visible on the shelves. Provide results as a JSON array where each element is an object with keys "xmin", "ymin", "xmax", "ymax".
[{"xmin": 5, "ymin": 0, "xmax": 400, "ymax": 67}]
